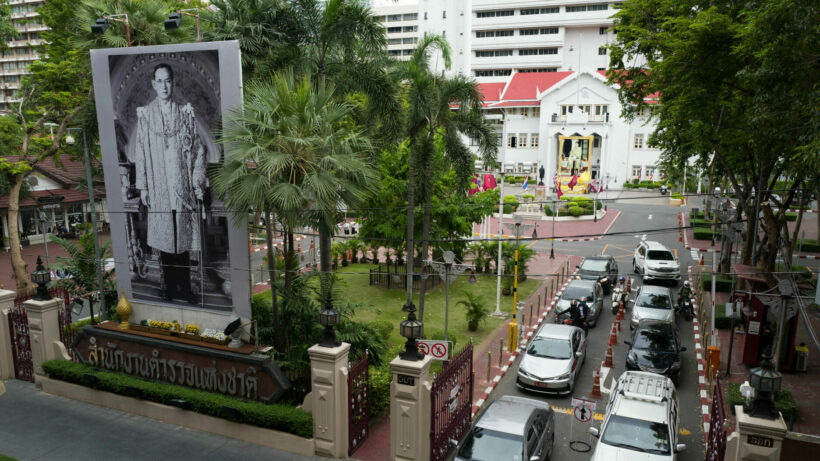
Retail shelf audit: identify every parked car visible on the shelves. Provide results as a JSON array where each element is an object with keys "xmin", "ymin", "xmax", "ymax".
[
  {"xmin": 625, "ymin": 320, "xmax": 686, "ymax": 383},
  {"xmin": 576, "ymin": 256, "xmax": 618, "ymax": 294},
  {"xmin": 630, "ymin": 285, "xmax": 675, "ymax": 330},
  {"xmin": 633, "ymin": 241, "xmax": 680, "ymax": 284},
  {"xmin": 517, "ymin": 324, "xmax": 586, "ymax": 395},
  {"xmin": 589, "ymin": 371, "xmax": 686, "ymax": 460},
  {"xmin": 456, "ymin": 395, "xmax": 555, "ymax": 461},
  {"xmin": 554, "ymin": 279, "xmax": 604, "ymax": 326}
]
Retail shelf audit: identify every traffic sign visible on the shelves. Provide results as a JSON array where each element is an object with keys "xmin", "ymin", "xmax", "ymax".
[
  {"xmin": 417, "ymin": 340, "xmax": 450, "ymax": 361},
  {"xmin": 573, "ymin": 405, "xmax": 592, "ymax": 422},
  {"xmin": 571, "ymin": 397, "xmax": 597, "ymax": 412}
]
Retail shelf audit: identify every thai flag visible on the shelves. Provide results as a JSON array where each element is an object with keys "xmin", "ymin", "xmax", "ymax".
[
  {"xmin": 589, "ymin": 180, "xmax": 598, "ymax": 194},
  {"xmin": 522, "ymin": 176, "xmax": 529, "ymax": 191},
  {"xmin": 568, "ymin": 174, "xmax": 578, "ymax": 190},
  {"xmin": 637, "ymin": 168, "xmax": 642, "ymax": 180},
  {"xmin": 649, "ymin": 169, "xmax": 654, "ymax": 181},
  {"xmin": 553, "ymin": 172, "xmax": 558, "ymax": 188},
  {"xmin": 556, "ymin": 180, "xmax": 563, "ymax": 199}
]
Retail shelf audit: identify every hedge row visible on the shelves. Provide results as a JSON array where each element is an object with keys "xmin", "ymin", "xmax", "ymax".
[
  {"xmin": 797, "ymin": 239, "xmax": 820, "ymax": 253},
  {"xmin": 713, "ymin": 304, "xmax": 737, "ymax": 330},
  {"xmin": 693, "ymin": 228, "xmax": 716, "ymax": 240},
  {"xmin": 727, "ymin": 382, "xmax": 797, "ymax": 420},
  {"xmin": 41, "ymin": 360, "xmax": 313, "ymax": 439},
  {"xmin": 700, "ymin": 273, "xmax": 734, "ymax": 292}
]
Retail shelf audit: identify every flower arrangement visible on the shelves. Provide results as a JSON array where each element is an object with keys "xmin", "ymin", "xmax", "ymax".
[
  {"xmin": 184, "ymin": 324, "xmax": 200, "ymax": 335},
  {"xmin": 200, "ymin": 328, "xmax": 227, "ymax": 341},
  {"xmin": 148, "ymin": 319, "xmax": 175, "ymax": 331}
]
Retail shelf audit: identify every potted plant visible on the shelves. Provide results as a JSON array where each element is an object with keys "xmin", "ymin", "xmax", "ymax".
[{"xmin": 457, "ymin": 291, "xmax": 490, "ymax": 332}]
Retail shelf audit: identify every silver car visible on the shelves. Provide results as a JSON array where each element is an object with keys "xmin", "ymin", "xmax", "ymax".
[
  {"xmin": 456, "ymin": 395, "xmax": 555, "ymax": 461},
  {"xmin": 517, "ymin": 324, "xmax": 587, "ymax": 395},
  {"xmin": 553, "ymin": 279, "xmax": 604, "ymax": 326},
  {"xmin": 630, "ymin": 285, "xmax": 675, "ymax": 329}
]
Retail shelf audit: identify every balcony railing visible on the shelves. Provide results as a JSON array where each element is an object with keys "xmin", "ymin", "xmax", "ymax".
[{"xmin": 550, "ymin": 113, "xmax": 610, "ymax": 123}]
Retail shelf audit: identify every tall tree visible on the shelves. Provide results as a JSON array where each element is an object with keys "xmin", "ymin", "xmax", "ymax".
[
  {"xmin": 397, "ymin": 34, "xmax": 497, "ymax": 321},
  {"xmin": 0, "ymin": 0, "xmax": 17, "ymax": 48},
  {"xmin": 212, "ymin": 71, "xmax": 377, "ymax": 352}
]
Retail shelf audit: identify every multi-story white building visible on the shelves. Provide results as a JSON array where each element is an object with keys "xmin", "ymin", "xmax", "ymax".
[
  {"xmin": 1, "ymin": 0, "xmax": 47, "ymax": 114},
  {"xmin": 371, "ymin": 0, "xmax": 662, "ymax": 188}
]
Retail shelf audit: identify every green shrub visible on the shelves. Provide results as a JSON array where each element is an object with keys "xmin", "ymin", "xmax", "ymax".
[
  {"xmin": 623, "ymin": 183, "xmax": 637, "ymax": 189},
  {"xmin": 690, "ymin": 210, "xmax": 706, "ymax": 220},
  {"xmin": 671, "ymin": 193, "xmax": 683, "ymax": 200},
  {"xmin": 569, "ymin": 206, "xmax": 584, "ymax": 217},
  {"xmin": 785, "ymin": 212, "xmax": 797, "ymax": 222},
  {"xmin": 368, "ymin": 365, "xmax": 391, "ymax": 417},
  {"xmin": 522, "ymin": 194, "xmax": 535, "ymax": 201},
  {"xmin": 727, "ymin": 382, "xmax": 797, "ymax": 420},
  {"xmin": 369, "ymin": 319, "xmax": 394, "ymax": 341},
  {"xmin": 796, "ymin": 239, "xmax": 820, "ymax": 253},
  {"xmin": 0, "ymin": 455, "xmax": 19, "ymax": 461},
  {"xmin": 632, "ymin": 178, "xmax": 641, "ymax": 184},
  {"xmin": 69, "ymin": 316, "xmax": 102, "ymax": 333},
  {"xmin": 693, "ymin": 229, "xmax": 716, "ymax": 240},
  {"xmin": 700, "ymin": 273, "xmax": 733, "ymax": 292},
  {"xmin": 713, "ymin": 304, "xmax": 738, "ymax": 330},
  {"xmin": 503, "ymin": 195, "xmax": 519, "ymax": 214},
  {"xmin": 507, "ymin": 177, "xmax": 516, "ymax": 184},
  {"xmin": 41, "ymin": 360, "xmax": 313, "ymax": 438},
  {"xmin": 544, "ymin": 205, "xmax": 554, "ymax": 216}
]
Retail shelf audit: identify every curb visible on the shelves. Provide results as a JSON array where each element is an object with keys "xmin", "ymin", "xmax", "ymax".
[
  {"xmin": 471, "ymin": 263, "xmax": 582, "ymax": 419},
  {"xmin": 689, "ymin": 266, "xmax": 710, "ymax": 440},
  {"xmin": 560, "ymin": 210, "xmax": 621, "ymax": 242}
]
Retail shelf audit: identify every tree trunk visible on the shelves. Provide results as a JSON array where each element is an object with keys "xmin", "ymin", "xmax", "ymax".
[
  {"xmin": 8, "ymin": 177, "xmax": 29, "ymax": 292},
  {"xmin": 404, "ymin": 141, "xmax": 417, "ymax": 309},
  {"xmin": 787, "ymin": 191, "xmax": 808, "ymax": 262},
  {"xmin": 319, "ymin": 224, "xmax": 332, "ymax": 299},
  {"xmin": 759, "ymin": 203, "xmax": 781, "ymax": 283},
  {"xmin": 265, "ymin": 212, "xmax": 278, "ymax": 334},
  {"xmin": 816, "ymin": 185, "xmax": 819, "ymax": 243},
  {"xmin": 285, "ymin": 229, "xmax": 295, "ymax": 291},
  {"xmin": 417, "ymin": 191, "xmax": 433, "ymax": 322}
]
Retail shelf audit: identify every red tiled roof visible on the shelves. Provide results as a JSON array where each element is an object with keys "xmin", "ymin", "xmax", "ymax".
[
  {"xmin": 489, "ymin": 100, "xmax": 541, "ymax": 107},
  {"xmin": 477, "ymin": 82, "xmax": 506, "ymax": 102},
  {"xmin": 500, "ymin": 72, "xmax": 574, "ymax": 101},
  {"xmin": 0, "ymin": 188, "xmax": 101, "ymax": 209},
  {"xmin": 3, "ymin": 156, "xmax": 98, "ymax": 187}
]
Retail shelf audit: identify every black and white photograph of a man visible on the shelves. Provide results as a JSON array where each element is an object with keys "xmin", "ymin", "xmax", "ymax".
[{"xmin": 107, "ymin": 50, "xmax": 232, "ymax": 311}]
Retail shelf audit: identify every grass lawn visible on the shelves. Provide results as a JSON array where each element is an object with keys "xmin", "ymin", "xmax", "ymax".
[{"xmin": 332, "ymin": 263, "xmax": 545, "ymax": 350}]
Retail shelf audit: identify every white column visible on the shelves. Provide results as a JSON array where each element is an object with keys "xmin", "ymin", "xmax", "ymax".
[
  {"xmin": 0, "ymin": 289, "xmax": 17, "ymax": 379},
  {"xmin": 308, "ymin": 342, "xmax": 350, "ymax": 458},
  {"xmin": 390, "ymin": 354, "xmax": 433, "ymax": 461},
  {"xmin": 724, "ymin": 405, "xmax": 788, "ymax": 461},
  {"xmin": 23, "ymin": 296, "xmax": 63, "ymax": 376},
  {"xmin": 1, "ymin": 214, "xmax": 8, "ymax": 238}
]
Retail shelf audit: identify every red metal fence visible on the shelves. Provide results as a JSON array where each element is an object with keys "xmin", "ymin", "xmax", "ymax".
[
  {"xmin": 348, "ymin": 352, "xmax": 370, "ymax": 456},
  {"xmin": 706, "ymin": 377, "xmax": 727, "ymax": 461},
  {"xmin": 431, "ymin": 340, "xmax": 473, "ymax": 461}
]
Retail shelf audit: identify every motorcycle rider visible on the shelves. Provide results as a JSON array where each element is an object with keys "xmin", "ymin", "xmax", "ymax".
[
  {"xmin": 678, "ymin": 281, "xmax": 693, "ymax": 314},
  {"xmin": 578, "ymin": 297, "xmax": 591, "ymax": 334},
  {"xmin": 569, "ymin": 299, "xmax": 582, "ymax": 328}
]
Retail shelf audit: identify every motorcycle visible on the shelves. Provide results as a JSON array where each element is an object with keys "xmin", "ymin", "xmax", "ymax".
[
  {"xmin": 660, "ymin": 185, "xmax": 669, "ymax": 195},
  {"xmin": 611, "ymin": 286, "xmax": 630, "ymax": 315},
  {"xmin": 677, "ymin": 297, "xmax": 694, "ymax": 321}
]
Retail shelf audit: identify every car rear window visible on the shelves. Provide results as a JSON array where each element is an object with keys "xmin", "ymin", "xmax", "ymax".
[
  {"xmin": 647, "ymin": 250, "xmax": 674, "ymax": 261},
  {"xmin": 457, "ymin": 427, "xmax": 523, "ymax": 460},
  {"xmin": 562, "ymin": 284, "xmax": 593, "ymax": 300},
  {"xmin": 601, "ymin": 414, "xmax": 670, "ymax": 455},
  {"xmin": 580, "ymin": 260, "xmax": 608, "ymax": 271},
  {"xmin": 633, "ymin": 326, "xmax": 678, "ymax": 352},
  {"xmin": 528, "ymin": 337, "xmax": 572, "ymax": 360},
  {"xmin": 636, "ymin": 293, "xmax": 672, "ymax": 309}
]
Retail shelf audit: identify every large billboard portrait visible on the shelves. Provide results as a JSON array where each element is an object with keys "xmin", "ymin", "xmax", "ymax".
[
  {"xmin": 558, "ymin": 135, "xmax": 594, "ymax": 177},
  {"xmin": 91, "ymin": 41, "xmax": 247, "ymax": 315}
]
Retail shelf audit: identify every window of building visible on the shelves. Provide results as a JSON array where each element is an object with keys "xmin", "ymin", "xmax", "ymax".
[
  {"xmin": 589, "ymin": 4, "xmax": 610, "ymax": 11},
  {"xmin": 402, "ymin": 49, "xmax": 413, "ymax": 55},
  {"xmin": 474, "ymin": 69, "xmax": 512, "ymax": 77},
  {"xmin": 387, "ymin": 26, "xmax": 402, "ymax": 33},
  {"xmin": 424, "ymin": 12, "xmax": 428, "ymax": 19},
  {"xmin": 598, "ymin": 47, "xmax": 607, "ymax": 55},
  {"xmin": 632, "ymin": 165, "xmax": 642, "ymax": 178},
  {"xmin": 566, "ymin": 5, "xmax": 587, "ymax": 12},
  {"xmin": 600, "ymin": 27, "xmax": 608, "ymax": 35},
  {"xmin": 594, "ymin": 105, "xmax": 609, "ymax": 115},
  {"xmin": 507, "ymin": 134, "xmax": 517, "ymax": 148},
  {"xmin": 402, "ymin": 37, "xmax": 418, "ymax": 44},
  {"xmin": 476, "ymin": 30, "xmax": 513, "ymax": 38},
  {"xmin": 634, "ymin": 134, "xmax": 644, "ymax": 149},
  {"xmin": 530, "ymin": 134, "xmax": 539, "ymax": 148},
  {"xmin": 476, "ymin": 10, "xmax": 514, "ymax": 18},
  {"xmin": 497, "ymin": 30, "xmax": 514, "ymax": 37},
  {"xmin": 403, "ymin": 13, "xmax": 418, "ymax": 20},
  {"xmin": 402, "ymin": 25, "xmax": 417, "ymax": 33},
  {"xmin": 521, "ymin": 7, "xmax": 559, "ymax": 15},
  {"xmin": 597, "ymin": 67, "xmax": 607, "ymax": 71},
  {"xmin": 530, "ymin": 107, "xmax": 540, "ymax": 118},
  {"xmin": 476, "ymin": 49, "xmax": 513, "ymax": 57},
  {"xmin": 519, "ymin": 133, "xmax": 528, "ymax": 148},
  {"xmin": 442, "ymin": 10, "xmax": 446, "ymax": 18},
  {"xmin": 541, "ymin": 27, "xmax": 559, "ymax": 34},
  {"xmin": 388, "ymin": 38, "xmax": 402, "ymax": 45},
  {"xmin": 388, "ymin": 49, "xmax": 401, "ymax": 56},
  {"xmin": 387, "ymin": 14, "xmax": 402, "ymax": 21},
  {"xmin": 518, "ymin": 67, "xmax": 558, "ymax": 73},
  {"xmin": 519, "ymin": 48, "xmax": 558, "ymax": 56},
  {"xmin": 578, "ymin": 105, "xmax": 592, "ymax": 114},
  {"xmin": 520, "ymin": 28, "xmax": 539, "ymax": 36},
  {"xmin": 561, "ymin": 105, "xmax": 573, "ymax": 115}
]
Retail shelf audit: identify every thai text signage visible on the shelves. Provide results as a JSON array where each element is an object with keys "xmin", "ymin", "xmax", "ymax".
[{"xmin": 71, "ymin": 325, "xmax": 290, "ymax": 403}]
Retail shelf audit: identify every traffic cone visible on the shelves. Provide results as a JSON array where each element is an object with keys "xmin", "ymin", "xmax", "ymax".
[
  {"xmin": 297, "ymin": 241, "xmax": 302, "ymax": 253},
  {"xmin": 616, "ymin": 314, "xmax": 622, "ymax": 332},
  {"xmin": 590, "ymin": 370, "xmax": 602, "ymax": 398},
  {"xmin": 626, "ymin": 277, "xmax": 631, "ymax": 293},
  {"xmin": 603, "ymin": 344, "xmax": 614, "ymax": 368},
  {"xmin": 679, "ymin": 233, "xmax": 683, "ymax": 242},
  {"xmin": 699, "ymin": 254, "xmax": 704, "ymax": 265},
  {"xmin": 608, "ymin": 323, "xmax": 618, "ymax": 346},
  {"xmin": 617, "ymin": 302, "xmax": 625, "ymax": 322},
  {"xmin": 310, "ymin": 239, "xmax": 315, "ymax": 249}
]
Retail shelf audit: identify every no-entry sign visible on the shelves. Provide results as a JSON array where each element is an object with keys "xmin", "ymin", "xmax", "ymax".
[{"xmin": 417, "ymin": 340, "xmax": 450, "ymax": 360}]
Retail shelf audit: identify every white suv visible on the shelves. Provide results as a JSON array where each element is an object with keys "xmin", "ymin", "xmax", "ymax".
[
  {"xmin": 633, "ymin": 241, "xmax": 680, "ymax": 284},
  {"xmin": 589, "ymin": 371, "xmax": 686, "ymax": 460}
]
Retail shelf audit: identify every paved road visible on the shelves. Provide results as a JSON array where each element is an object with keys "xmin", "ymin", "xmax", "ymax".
[
  {"xmin": 0, "ymin": 379, "xmax": 323, "ymax": 461},
  {"xmin": 478, "ymin": 194, "xmax": 707, "ymax": 460}
]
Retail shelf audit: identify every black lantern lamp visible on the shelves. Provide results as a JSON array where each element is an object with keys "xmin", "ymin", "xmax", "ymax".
[
  {"xmin": 745, "ymin": 352, "xmax": 783, "ymax": 420},
  {"xmin": 318, "ymin": 293, "xmax": 341, "ymax": 347},
  {"xmin": 399, "ymin": 301, "xmax": 424, "ymax": 361},
  {"xmin": 31, "ymin": 256, "xmax": 51, "ymax": 301}
]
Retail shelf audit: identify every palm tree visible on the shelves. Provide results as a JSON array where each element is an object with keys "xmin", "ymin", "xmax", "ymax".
[
  {"xmin": 457, "ymin": 291, "xmax": 489, "ymax": 332},
  {"xmin": 211, "ymin": 71, "xmax": 377, "ymax": 350},
  {"xmin": 398, "ymin": 34, "xmax": 498, "ymax": 321}
]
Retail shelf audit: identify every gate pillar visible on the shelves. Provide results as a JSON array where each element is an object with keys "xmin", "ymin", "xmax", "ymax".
[
  {"xmin": 24, "ymin": 296, "xmax": 63, "ymax": 376},
  {"xmin": 390, "ymin": 354, "xmax": 433, "ymax": 461},
  {"xmin": 724, "ymin": 405, "xmax": 788, "ymax": 461},
  {"xmin": 0, "ymin": 289, "xmax": 16, "ymax": 379},
  {"xmin": 308, "ymin": 342, "xmax": 350, "ymax": 458}
]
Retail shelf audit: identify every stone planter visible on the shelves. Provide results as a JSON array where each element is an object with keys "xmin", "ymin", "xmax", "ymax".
[{"xmin": 669, "ymin": 198, "xmax": 682, "ymax": 206}]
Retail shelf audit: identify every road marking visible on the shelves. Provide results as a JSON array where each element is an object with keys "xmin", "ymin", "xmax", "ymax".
[
  {"xmin": 641, "ymin": 234, "xmax": 647, "ymax": 240},
  {"xmin": 601, "ymin": 244, "xmax": 609, "ymax": 255},
  {"xmin": 648, "ymin": 214, "xmax": 653, "ymax": 220},
  {"xmin": 679, "ymin": 428, "xmax": 692, "ymax": 436},
  {"xmin": 674, "ymin": 249, "xmax": 678, "ymax": 258},
  {"xmin": 552, "ymin": 405, "xmax": 604, "ymax": 421},
  {"xmin": 0, "ymin": 381, "xmax": 4, "ymax": 396}
]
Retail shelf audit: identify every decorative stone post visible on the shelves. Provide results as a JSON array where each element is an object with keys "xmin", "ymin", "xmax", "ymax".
[
  {"xmin": 308, "ymin": 342, "xmax": 350, "ymax": 458},
  {"xmin": 390, "ymin": 354, "xmax": 433, "ymax": 461},
  {"xmin": 724, "ymin": 405, "xmax": 788, "ymax": 461},
  {"xmin": 0, "ymin": 289, "xmax": 16, "ymax": 379},
  {"xmin": 24, "ymin": 296, "xmax": 63, "ymax": 375}
]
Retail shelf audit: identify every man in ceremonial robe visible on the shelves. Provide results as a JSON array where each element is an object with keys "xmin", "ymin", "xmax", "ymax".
[{"xmin": 133, "ymin": 64, "xmax": 207, "ymax": 301}]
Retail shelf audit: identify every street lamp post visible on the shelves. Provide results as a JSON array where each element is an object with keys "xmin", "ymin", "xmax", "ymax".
[
  {"xmin": 31, "ymin": 256, "xmax": 51, "ymax": 301},
  {"xmin": 504, "ymin": 215, "xmax": 534, "ymax": 313},
  {"xmin": 66, "ymin": 129, "xmax": 107, "ymax": 320},
  {"xmin": 550, "ymin": 199, "xmax": 556, "ymax": 259},
  {"xmin": 430, "ymin": 250, "xmax": 473, "ymax": 343}
]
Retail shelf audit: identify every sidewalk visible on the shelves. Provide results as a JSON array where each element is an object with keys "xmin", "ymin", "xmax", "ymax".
[
  {"xmin": 473, "ymin": 209, "xmax": 620, "ymax": 242},
  {"xmin": 692, "ymin": 265, "xmax": 820, "ymax": 436},
  {"xmin": 351, "ymin": 252, "xmax": 581, "ymax": 461},
  {"xmin": 0, "ymin": 379, "xmax": 321, "ymax": 461}
]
